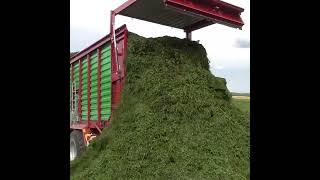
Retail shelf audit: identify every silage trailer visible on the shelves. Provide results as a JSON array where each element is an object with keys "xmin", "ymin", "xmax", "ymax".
[{"xmin": 70, "ymin": 0, "xmax": 244, "ymax": 161}]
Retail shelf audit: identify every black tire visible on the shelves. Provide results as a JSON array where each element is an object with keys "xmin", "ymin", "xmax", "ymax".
[{"xmin": 70, "ymin": 130, "xmax": 86, "ymax": 161}]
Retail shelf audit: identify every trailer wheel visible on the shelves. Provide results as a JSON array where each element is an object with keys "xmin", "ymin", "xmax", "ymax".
[{"xmin": 70, "ymin": 130, "xmax": 86, "ymax": 161}]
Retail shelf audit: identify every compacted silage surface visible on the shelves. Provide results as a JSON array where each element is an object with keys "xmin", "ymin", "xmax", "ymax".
[{"xmin": 70, "ymin": 33, "xmax": 250, "ymax": 180}]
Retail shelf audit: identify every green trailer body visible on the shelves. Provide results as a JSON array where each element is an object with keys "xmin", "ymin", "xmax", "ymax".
[
  {"xmin": 70, "ymin": 25, "xmax": 128, "ymax": 130},
  {"xmin": 71, "ymin": 45, "xmax": 112, "ymax": 121}
]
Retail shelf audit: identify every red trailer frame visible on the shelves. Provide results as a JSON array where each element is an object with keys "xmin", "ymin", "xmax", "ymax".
[{"xmin": 70, "ymin": 25, "xmax": 128, "ymax": 143}]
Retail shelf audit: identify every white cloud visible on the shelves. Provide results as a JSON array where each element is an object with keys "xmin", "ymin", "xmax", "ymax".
[{"xmin": 215, "ymin": 65, "xmax": 225, "ymax": 70}]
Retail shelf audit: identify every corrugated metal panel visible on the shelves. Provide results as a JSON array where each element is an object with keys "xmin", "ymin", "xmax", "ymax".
[
  {"xmin": 73, "ymin": 62, "xmax": 80, "ymax": 89},
  {"xmin": 117, "ymin": 0, "xmax": 244, "ymax": 31},
  {"xmin": 89, "ymin": 51, "xmax": 99, "ymax": 120},
  {"xmin": 81, "ymin": 57, "xmax": 88, "ymax": 120},
  {"xmin": 70, "ymin": 45, "xmax": 112, "ymax": 122},
  {"xmin": 100, "ymin": 45, "xmax": 112, "ymax": 119},
  {"xmin": 119, "ymin": 0, "xmax": 204, "ymax": 29}
]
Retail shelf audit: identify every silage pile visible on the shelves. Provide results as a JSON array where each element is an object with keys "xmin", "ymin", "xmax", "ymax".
[{"xmin": 71, "ymin": 33, "xmax": 250, "ymax": 180}]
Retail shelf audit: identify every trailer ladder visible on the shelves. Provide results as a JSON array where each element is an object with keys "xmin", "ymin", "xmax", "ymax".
[{"xmin": 70, "ymin": 82, "xmax": 80, "ymax": 125}]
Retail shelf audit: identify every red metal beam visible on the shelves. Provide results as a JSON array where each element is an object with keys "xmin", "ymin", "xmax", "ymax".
[
  {"xmin": 114, "ymin": 0, "xmax": 137, "ymax": 15},
  {"xmin": 212, "ymin": 0, "xmax": 244, "ymax": 12},
  {"xmin": 78, "ymin": 59, "xmax": 83, "ymax": 119},
  {"xmin": 87, "ymin": 54, "xmax": 91, "ymax": 125},
  {"xmin": 110, "ymin": 11, "xmax": 116, "ymax": 73},
  {"xmin": 164, "ymin": 0, "xmax": 244, "ymax": 28},
  {"xmin": 97, "ymin": 48, "xmax": 102, "ymax": 128},
  {"xmin": 122, "ymin": 29, "xmax": 128, "ymax": 88},
  {"xmin": 71, "ymin": 121, "xmax": 104, "ymax": 130},
  {"xmin": 109, "ymin": 10, "xmax": 116, "ymax": 128},
  {"xmin": 123, "ymin": 31, "xmax": 128, "ymax": 60},
  {"xmin": 70, "ymin": 123, "xmax": 88, "ymax": 130},
  {"xmin": 71, "ymin": 64, "xmax": 74, "ymax": 110}
]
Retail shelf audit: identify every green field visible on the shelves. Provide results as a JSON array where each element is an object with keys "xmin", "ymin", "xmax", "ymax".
[
  {"xmin": 231, "ymin": 92, "xmax": 250, "ymax": 97},
  {"xmin": 232, "ymin": 98, "xmax": 250, "ymax": 113}
]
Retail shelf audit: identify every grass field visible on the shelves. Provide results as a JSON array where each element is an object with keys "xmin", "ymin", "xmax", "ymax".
[{"xmin": 232, "ymin": 97, "xmax": 250, "ymax": 113}]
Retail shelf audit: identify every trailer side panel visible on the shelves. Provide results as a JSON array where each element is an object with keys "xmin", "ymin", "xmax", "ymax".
[{"xmin": 70, "ymin": 25, "xmax": 128, "ymax": 129}]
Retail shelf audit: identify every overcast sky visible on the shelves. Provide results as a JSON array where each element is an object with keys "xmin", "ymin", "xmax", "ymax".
[{"xmin": 70, "ymin": 0, "xmax": 250, "ymax": 93}]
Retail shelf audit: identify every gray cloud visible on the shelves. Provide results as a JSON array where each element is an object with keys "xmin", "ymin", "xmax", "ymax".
[{"xmin": 234, "ymin": 38, "xmax": 250, "ymax": 48}]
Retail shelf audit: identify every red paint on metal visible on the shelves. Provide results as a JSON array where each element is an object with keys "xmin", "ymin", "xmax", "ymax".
[
  {"xmin": 212, "ymin": 0, "xmax": 244, "ymax": 12},
  {"xmin": 110, "ymin": 11, "xmax": 116, "ymax": 74},
  {"xmin": 110, "ymin": 11, "xmax": 118, "ymax": 78},
  {"xmin": 97, "ymin": 48, "xmax": 102, "ymax": 128},
  {"xmin": 71, "ymin": 64, "xmax": 74, "ymax": 109},
  {"xmin": 70, "ymin": 123, "xmax": 88, "ymax": 130},
  {"xmin": 71, "ymin": 121, "xmax": 105, "ymax": 130},
  {"xmin": 122, "ymin": 29, "xmax": 128, "ymax": 88},
  {"xmin": 114, "ymin": 0, "xmax": 137, "ymax": 14},
  {"xmin": 164, "ymin": 0, "xmax": 244, "ymax": 28},
  {"xmin": 78, "ymin": 59, "xmax": 83, "ymax": 119},
  {"xmin": 109, "ymin": 12, "xmax": 129, "ymax": 123},
  {"xmin": 110, "ymin": 10, "xmax": 118, "ymax": 110},
  {"xmin": 87, "ymin": 54, "xmax": 91, "ymax": 124}
]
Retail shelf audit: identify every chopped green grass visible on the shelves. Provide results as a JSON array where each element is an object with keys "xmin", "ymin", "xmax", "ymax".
[
  {"xmin": 232, "ymin": 99, "xmax": 250, "ymax": 113},
  {"xmin": 71, "ymin": 33, "xmax": 250, "ymax": 180}
]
